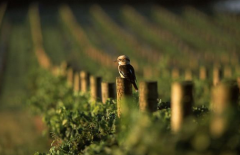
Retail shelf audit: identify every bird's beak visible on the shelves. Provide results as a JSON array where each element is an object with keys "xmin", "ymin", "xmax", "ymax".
[{"xmin": 113, "ymin": 60, "xmax": 117, "ymax": 63}]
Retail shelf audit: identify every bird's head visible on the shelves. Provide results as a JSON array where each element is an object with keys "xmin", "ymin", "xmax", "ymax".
[{"xmin": 115, "ymin": 55, "xmax": 130, "ymax": 65}]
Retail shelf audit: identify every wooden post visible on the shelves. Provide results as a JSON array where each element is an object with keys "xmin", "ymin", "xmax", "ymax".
[
  {"xmin": 213, "ymin": 66, "xmax": 222, "ymax": 86},
  {"xmin": 185, "ymin": 69, "xmax": 192, "ymax": 80},
  {"xmin": 224, "ymin": 66, "xmax": 232, "ymax": 78},
  {"xmin": 116, "ymin": 77, "xmax": 132, "ymax": 118},
  {"xmin": 60, "ymin": 61, "xmax": 67, "ymax": 76},
  {"xmin": 90, "ymin": 76, "xmax": 102, "ymax": 102},
  {"xmin": 171, "ymin": 81, "xmax": 194, "ymax": 133},
  {"xmin": 210, "ymin": 81, "xmax": 239, "ymax": 137},
  {"xmin": 199, "ymin": 66, "xmax": 208, "ymax": 80},
  {"xmin": 51, "ymin": 65, "xmax": 60, "ymax": 76},
  {"xmin": 80, "ymin": 71, "xmax": 90, "ymax": 93},
  {"xmin": 67, "ymin": 67, "xmax": 73, "ymax": 87},
  {"xmin": 73, "ymin": 72, "xmax": 80, "ymax": 92},
  {"xmin": 101, "ymin": 82, "xmax": 116, "ymax": 103},
  {"xmin": 139, "ymin": 81, "xmax": 158, "ymax": 112},
  {"xmin": 172, "ymin": 68, "xmax": 180, "ymax": 79}
]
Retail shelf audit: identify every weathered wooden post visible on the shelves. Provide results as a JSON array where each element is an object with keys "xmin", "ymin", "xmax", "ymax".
[
  {"xmin": 51, "ymin": 65, "xmax": 60, "ymax": 76},
  {"xmin": 139, "ymin": 81, "xmax": 158, "ymax": 112},
  {"xmin": 60, "ymin": 61, "xmax": 67, "ymax": 76},
  {"xmin": 67, "ymin": 67, "xmax": 73, "ymax": 87},
  {"xmin": 210, "ymin": 81, "xmax": 239, "ymax": 137},
  {"xmin": 213, "ymin": 66, "xmax": 222, "ymax": 86},
  {"xmin": 116, "ymin": 77, "xmax": 132, "ymax": 118},
  {"xmin": 185, "ymin": 69, "xmax": 192, "ymax": 80},
  {"xmin": 172, "ymin": 68, "xmax": 180, "ymax": 79},
  {"xmin": 90, "ymin": 76, "xmax": 102, "ymax": 102},
  {"xmin": 80, "ymin": 71, "xmax": 90, "ymax": 93},
  {"xmin": 223, "ymin": 66, "xmax": 232, "ymax": 78},
  {"xmin": 199, "ymin": 66, "xmax": 208, "ymax": 80},
  {"xmin": 73, "ymin": 72, "xmax": 80, "ymax": 93},
  {"xmin": 171, "ymin": 81, "xmax": 194, "ymax": 133},
  {"xmin": 101, "ymin": 82, "xmax": 116, "ymax": 103}
]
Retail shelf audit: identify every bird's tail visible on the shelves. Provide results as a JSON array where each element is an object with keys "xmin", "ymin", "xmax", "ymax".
[{"xmin": 132, "ymin": 81, "xmax": 138, "ymax": 91}]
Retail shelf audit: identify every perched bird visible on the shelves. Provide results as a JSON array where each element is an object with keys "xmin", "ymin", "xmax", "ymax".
[{"xmin": 115, "ymin": 55, "xmax": 138, "ymax": 91}]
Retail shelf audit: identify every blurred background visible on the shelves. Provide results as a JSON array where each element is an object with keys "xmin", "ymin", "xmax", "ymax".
[{"xmin": 0, "ymin": 0, "xmax": 239, "ymax": 154}]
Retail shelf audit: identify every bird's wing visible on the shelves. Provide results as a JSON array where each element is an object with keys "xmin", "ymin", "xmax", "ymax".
[
  {"xmin": 129, "ymin": 65, "xmax": 136, "ymax": 81},
  {"xmin": 119, "ymin": 65, "xmax": 136, "ymax": 82}
]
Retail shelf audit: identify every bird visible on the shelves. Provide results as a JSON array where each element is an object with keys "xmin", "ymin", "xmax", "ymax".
[{"xmin": 115, "ymin": 55, "xmax": 138, "ymax": 91}]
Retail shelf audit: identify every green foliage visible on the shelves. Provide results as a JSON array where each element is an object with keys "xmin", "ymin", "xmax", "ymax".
[
  {"xmin": 28, "ymin": 69, "xmax": 117, "ymax": 154},
  {"xmin": 29, "ymin": 69, "xmax": 240, "ymax": 155}
]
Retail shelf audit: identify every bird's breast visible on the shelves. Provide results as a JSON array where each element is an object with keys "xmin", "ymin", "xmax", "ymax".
[{"xmin": 119, "ymin": 71, "xmax": 125, "ymax": 78}]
